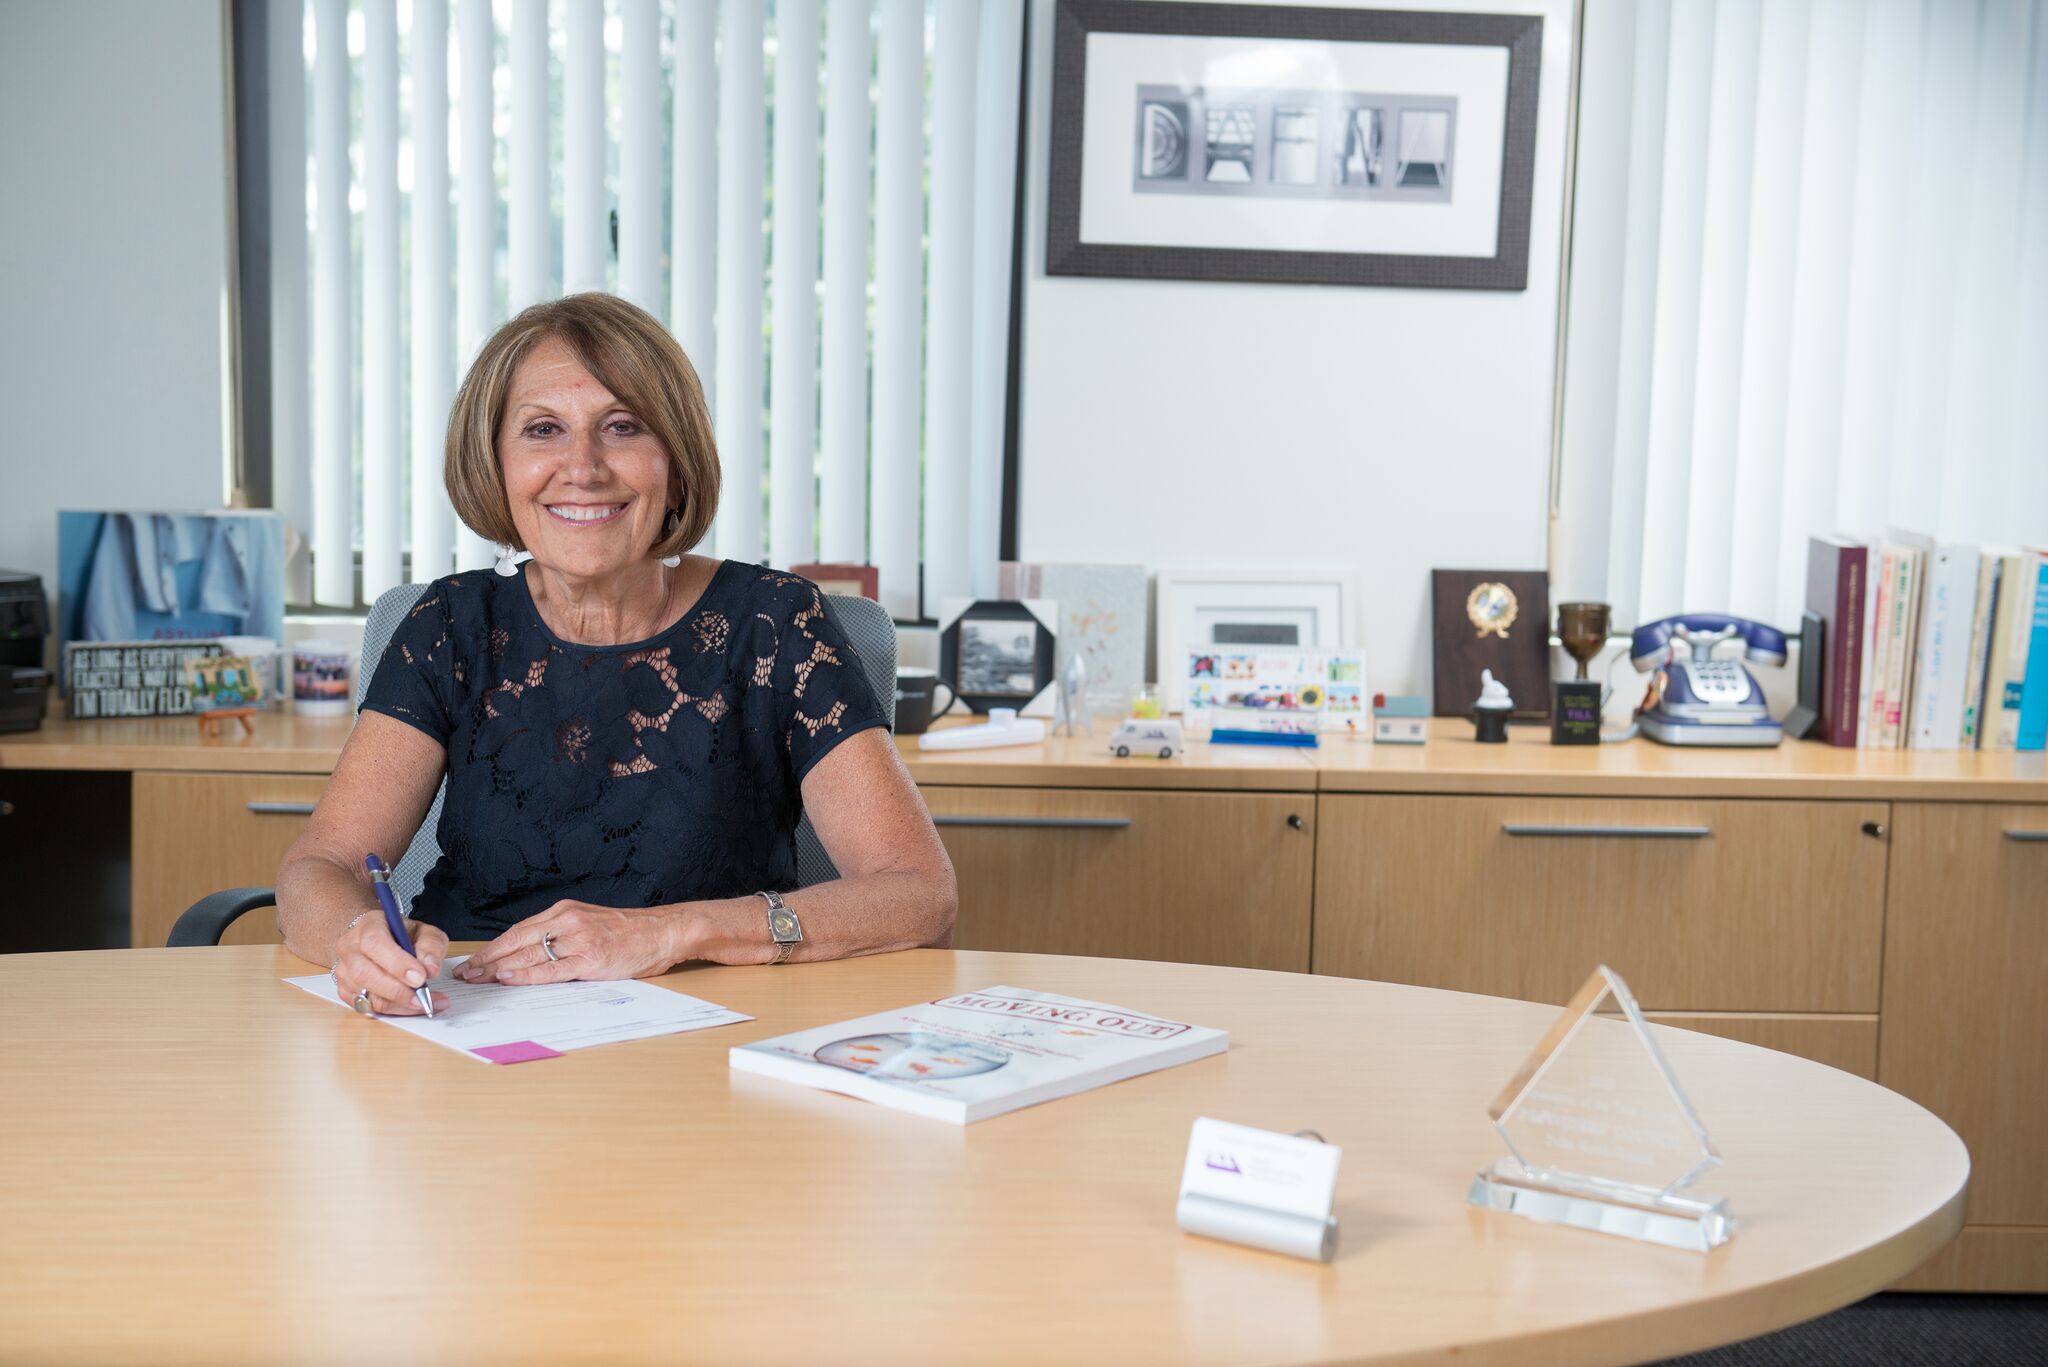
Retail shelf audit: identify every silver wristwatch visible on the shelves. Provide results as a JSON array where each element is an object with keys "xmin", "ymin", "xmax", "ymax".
[{"xmin": 760, "ymin": 890, "xmax": 802, "ymax": 965}]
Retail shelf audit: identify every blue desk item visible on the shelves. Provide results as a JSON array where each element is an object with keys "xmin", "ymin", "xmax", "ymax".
[
  {"xmin": 366, "ymin": 853, "xmax": 435, "ymax": 1017},
  {"xmin": 1628, "ymin": 614, "xmax": 1786, "ymax": 747},
  {"xmin": 1210, "ymin": 727, "xmax": 1319, "ymax": 748}
]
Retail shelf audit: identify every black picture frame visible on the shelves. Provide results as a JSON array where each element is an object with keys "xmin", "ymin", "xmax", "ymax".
[
  {"xmin": 1047, "ymin": 1, "xmax": 1545, "ymax": 290},
  {"xmin": 939, "ymin": 601, "xmax": 1058, "ymax": 715}
]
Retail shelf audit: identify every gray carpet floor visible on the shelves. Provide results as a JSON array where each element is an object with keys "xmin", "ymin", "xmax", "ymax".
[{"xmin": 1656, "ymin": 1294, "xmax": 2048, "ymax": 1366}]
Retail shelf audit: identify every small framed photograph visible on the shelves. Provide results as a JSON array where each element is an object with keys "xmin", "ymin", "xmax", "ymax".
[
  {"xmin": 1047, "ymin": 1, "xmax": 1544, "ymax": 289},
  {"xmin": 790, "ymin": 562, "xmax": 880, "ymax": 601},
  {"xmin": 938, "ymin": 599, "xmax": 1060, "ymax": 715},
  {"xmin": 1154, "ymin": 570, "xmax": 1360, "ymax": 713}
]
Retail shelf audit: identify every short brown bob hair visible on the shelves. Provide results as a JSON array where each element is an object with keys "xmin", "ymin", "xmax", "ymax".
[{"xmin": 445, "ymin": 292, "xmax": 720, "ymax": 559}]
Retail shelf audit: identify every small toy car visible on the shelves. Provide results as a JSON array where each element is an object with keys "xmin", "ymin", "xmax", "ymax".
[{"xmin": 1109, "ymin": 718, "xmax": 1184, "ymax": 759}]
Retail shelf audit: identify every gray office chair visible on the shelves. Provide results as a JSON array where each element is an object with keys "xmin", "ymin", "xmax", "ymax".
[{"xmin": 167, "ymin": 580, "xmax": 897, "ymax": 946}]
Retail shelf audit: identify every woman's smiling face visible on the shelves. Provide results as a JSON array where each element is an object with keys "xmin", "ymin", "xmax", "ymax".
[{"xmin": 497, "ymin": 336, "xmax": 674, "ymax": 581}]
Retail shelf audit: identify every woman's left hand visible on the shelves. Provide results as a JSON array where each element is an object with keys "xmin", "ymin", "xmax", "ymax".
[{"xmin": 456, "ymin": 901, "xmax": 682, "ymax": 985}]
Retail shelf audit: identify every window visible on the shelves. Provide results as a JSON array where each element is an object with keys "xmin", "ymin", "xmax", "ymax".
[{"xmin": 246, "ymin": 0, "xmax": 1027, "ymax": 618}]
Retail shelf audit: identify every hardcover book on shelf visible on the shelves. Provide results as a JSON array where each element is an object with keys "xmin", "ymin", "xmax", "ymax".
[
  {"xmin": 1856, "ymin": 540, "xmax": 1883, "ymax": 747},
  {"xmin": 1909, "ymin": 545, "xmax": 1978, "ymax": 750},
  {"xmin": 1805, "ymin": 536, "xmax": 1868, "ymax": 747},
  {"xmin": 2015, "ymin": 560, "xmax": 2048, "ymax": 752},
  {"xmin": 1959, "ymin": 553, "xmax": 2004, "ymax": 749},
  {"xmin": 729, "ymin": 986, "xmax": 1228, "ymax": 1124},
  {"xmin": 1881, "ymin": 535, "xmax": 1929, "ymax": 749},
  {"xmin": 1982, "ymin": 551, "xmax": 2042, "ymax": 751},
  {"xmin": 1864, "ymin": 546, "xmax": 1895, "ymax": 748}
]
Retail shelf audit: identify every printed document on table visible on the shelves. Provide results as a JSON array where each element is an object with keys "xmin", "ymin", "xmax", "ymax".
[{"xmin": 285, "ymin": 957, "xmax": 749, "ymax": 1062}]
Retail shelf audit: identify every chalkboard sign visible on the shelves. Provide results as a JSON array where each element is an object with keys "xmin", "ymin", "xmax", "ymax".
[{"xmin": 65, "ymin": 641, "xmax": 224, "ymax": 719}]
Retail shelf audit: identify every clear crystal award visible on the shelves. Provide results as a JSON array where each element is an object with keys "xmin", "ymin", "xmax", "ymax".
[{"xmin": 1467, "ymin": 965, "xmax": 1735, "ymax": 1251}]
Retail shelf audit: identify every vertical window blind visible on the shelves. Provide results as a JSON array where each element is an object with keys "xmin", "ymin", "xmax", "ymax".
[
  {"xmin": 274, "ymin": 0, "xmax": 1026, "ymax": 619},
  {"xmin": 1556, "ymin": 0, "xmax": 2048, "ymax": 631}
]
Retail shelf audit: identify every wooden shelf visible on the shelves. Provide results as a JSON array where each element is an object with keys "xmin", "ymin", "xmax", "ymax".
[
  {"xmin": 0, "ymin": 712, "xmax": 353, "ymax": 774},
  {"xmin": 6, "ymin": 712, "xmax": 2042, "ymax": 800},
  {"xmin": 1310, "ymin": 717, "xmax": 2048, "ymax": 801}
]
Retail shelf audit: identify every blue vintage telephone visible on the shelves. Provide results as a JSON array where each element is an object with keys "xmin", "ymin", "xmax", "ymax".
[{"xmin": 1629, "ymin": 614, "xmax": 1789, "ymax": 747}]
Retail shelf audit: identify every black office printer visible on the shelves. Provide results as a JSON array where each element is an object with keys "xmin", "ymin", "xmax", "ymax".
[{"xmin": 0, "ymin": 569, "xmax": 52, "ymax": 733}]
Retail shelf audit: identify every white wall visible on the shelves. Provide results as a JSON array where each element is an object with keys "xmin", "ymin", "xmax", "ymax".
[
  {"xmin": 1016, "ymin": 0, "xmax": 1575, "ymax": 695},
  {"xmin": 0, "ymin": 0, "xmax": 230, "ymax": 646}
]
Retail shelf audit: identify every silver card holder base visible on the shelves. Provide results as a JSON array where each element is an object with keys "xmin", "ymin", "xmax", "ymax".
[
  {"xmin": 1177, "ymin": 1192, "xmax": 1339, "ymax": 1263},
  {"xmin": 1467, "ymin": 1159, "xmax": 1735, "ymax": 1252}
]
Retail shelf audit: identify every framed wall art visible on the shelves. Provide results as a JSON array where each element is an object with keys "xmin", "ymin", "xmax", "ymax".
[
  {"xmin": 938, "ymin": 598, "xmax": 1060, "ymax": 716},
  {"xmin": 1047, "ymin": 1, "xmax": 1544, "ymax": 289},
  {"xmin": 1154, "ymin": 569, "xmax": 1360, "ymax": 712},
  {"xmin": 997, "ymin": 561, "xmax": 1149, "ymax": 706}
]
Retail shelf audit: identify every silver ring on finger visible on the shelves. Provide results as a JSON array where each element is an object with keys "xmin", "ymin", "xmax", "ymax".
[
  {"xmin": 542, "ymin": 931, "xmax": 561, "ymax": 963},
  {"xmin": 352, "ymin": 987, "xmax": 374, "ymax": 1016}
]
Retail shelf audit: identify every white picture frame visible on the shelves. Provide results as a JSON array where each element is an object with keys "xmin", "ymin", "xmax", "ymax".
[{"xmin": 1154, "ymin": 569, "xmax": 1361, "ymax": 713}]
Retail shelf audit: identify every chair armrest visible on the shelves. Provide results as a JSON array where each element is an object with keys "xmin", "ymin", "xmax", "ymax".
[{"xmin": 167, "ymin": 888, "xmax": 278, "ymax": 947}]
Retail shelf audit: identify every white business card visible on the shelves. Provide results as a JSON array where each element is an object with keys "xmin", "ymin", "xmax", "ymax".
[{"xmin": 1180, "ymin": 1116, "xmax": 1341, "ymax": 1222}]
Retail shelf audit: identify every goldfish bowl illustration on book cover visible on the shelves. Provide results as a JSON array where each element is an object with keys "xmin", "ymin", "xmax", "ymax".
[{"xmin": 814, "ymin": 1032, "xmax": 1010, "ymax": 1084}]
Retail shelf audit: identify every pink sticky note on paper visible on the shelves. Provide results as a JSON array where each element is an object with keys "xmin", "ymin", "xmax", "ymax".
[{"xmin": 472, "ymin": 1040, "xmax": 563, "ymax": 1065}]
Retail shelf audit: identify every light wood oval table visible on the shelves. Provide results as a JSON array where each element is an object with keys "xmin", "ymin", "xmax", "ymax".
[{"xmin": 0, "ymin": 947, "xmax": 1966, "ymax": 1366}]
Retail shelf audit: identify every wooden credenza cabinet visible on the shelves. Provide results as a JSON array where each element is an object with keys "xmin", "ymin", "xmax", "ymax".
[
  {"xmin": 3, "ymin": 712, "xmax": 2043, "ymax": 1290},
  {"xmin": 1880, "ymin": 802, "xmax": 2048, "ymax": 1291},
  {"xmin": 1311, "ymin": 794, "xmax": 1889, "ymax": 1012},
  {"xmin": 928, "ymin": 786, "xmax": 1315, "ymax": 970},
  {"xmin": 131, "ymin": 772, "xmax": 320, "ymax": 949}
]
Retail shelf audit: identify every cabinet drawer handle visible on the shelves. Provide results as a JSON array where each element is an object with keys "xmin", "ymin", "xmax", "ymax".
[
  {"xmin": 2004, "ymin": 830, "xmax": 2048, "ymax": 843},
  {"xmin": 247, "ymin": 801, "xmax": 318, "ymax": 816},
  {"xmin": 1501, "ymin": 824, "xmax": 1710, "ymax": 839},
  {"xmin": 932, "ymin": 815, "xmax": 1131, "ymax": 830}
]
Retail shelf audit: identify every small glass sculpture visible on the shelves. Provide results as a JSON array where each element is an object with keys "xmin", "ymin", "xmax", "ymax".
[
  {"xmin": 1467, "ymin": 965, "xmax": 1734, "ymax": 1251},
  {"xmin": 1052, "ymin": 652, "xmax": 1090, "ymax": 737}
]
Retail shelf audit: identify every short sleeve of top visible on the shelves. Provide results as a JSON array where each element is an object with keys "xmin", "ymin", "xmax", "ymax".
[
  {"xmin": 349, "ymin": 562, "xmax": 889, "ymax": 941},
  {"xmin": 746, "ymin": 569, "xmax": 889, "ymax": 780},
  {"xmin": 359, "ymin": 588, "xmax": 458, "ymax": 744}
]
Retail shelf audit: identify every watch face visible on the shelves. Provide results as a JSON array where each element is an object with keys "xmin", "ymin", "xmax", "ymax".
[{"xmin": 771, "ymin": 909, "xmax": 800, "ymax": 940}]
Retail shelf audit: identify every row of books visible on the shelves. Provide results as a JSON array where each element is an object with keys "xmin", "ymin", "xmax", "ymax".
[{"xmin": 1807, "ymin": 535, "xmax": 2048, "ymax": 750}]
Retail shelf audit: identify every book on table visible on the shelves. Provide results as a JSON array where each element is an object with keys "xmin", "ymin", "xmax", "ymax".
[{"xmin": 729, "ymin": 986, "xmax": 1228, "ymax": 1124}]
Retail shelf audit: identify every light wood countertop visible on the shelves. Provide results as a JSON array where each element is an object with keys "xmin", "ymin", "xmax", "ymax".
[
  {"xmin": 899, "ymin": 720, "xmax": 1317, "ymax": 790},
  {"xmin": 5, "ymin": 711, "xmax": 2042, "ymax": 800},
  {"xmin": 1312, "ymin": 718, "xmax": 2048, "ymax": 801},
  {"xmin": 0, "ymin": 711, "xmax": 354, "ymax": 773},
  {"xmin": 0, "ymin": 946, "xmax": 1969, "ymax": 1366}
]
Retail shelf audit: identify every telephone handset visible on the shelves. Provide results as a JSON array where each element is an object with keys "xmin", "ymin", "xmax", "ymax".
[{"xmin": 1629, "ymin": 614, "xmax": 1787, "ymax": 747}]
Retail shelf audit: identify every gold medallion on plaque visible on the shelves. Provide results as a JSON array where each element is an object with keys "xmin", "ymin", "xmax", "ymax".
[{"xmin": 1466, "ymin": 582, "xmax": 1518, "ymax": 639}]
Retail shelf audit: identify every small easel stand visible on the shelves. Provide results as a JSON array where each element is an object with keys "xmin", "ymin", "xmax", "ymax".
[{"xmin": 196, "ymin": 708, "xmax": 257, "ymax": 739}]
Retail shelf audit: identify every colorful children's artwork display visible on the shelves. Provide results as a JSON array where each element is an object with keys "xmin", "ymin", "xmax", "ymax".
[{"xmin": 1185, "ymin": 650, "xmax": 1368, "ymax": 732}]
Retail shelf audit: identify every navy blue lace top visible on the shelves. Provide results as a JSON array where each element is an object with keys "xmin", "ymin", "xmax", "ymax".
[{"xmin": 359, "ymin": 561, "xmax": 886, "ymax": 940}]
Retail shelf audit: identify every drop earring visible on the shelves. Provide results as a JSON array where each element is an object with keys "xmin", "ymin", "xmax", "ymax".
[
  {"xmin": 493, "ymin": 544, "xmax": 521, "ymax": 577},
  {"xmin": 659, "ymin": 507, "xmax": 682, "ymax": 569}
]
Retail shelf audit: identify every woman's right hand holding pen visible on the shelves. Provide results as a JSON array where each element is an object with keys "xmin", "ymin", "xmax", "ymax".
[{"xmin": 331, "ymin": 911, "xmax": 451, "ymax": 1016}]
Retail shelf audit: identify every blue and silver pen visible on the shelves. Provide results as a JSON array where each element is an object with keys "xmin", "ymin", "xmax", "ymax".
[{"xmin": 364, "ymin": 854, "xmax": 435, "ymax": 1017}]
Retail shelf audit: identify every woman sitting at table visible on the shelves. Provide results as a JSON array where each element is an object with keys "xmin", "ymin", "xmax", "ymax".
[{"xmin": 278, "ymin": 293, "xmax": 956, "ymax": 1015}]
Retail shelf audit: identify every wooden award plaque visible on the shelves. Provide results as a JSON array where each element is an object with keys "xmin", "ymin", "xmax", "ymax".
[{"xmin": 1430, "ymin": 569, "xmax": 1552, "ymax": 720}]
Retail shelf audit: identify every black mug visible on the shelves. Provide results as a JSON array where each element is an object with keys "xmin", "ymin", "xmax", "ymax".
[{"xmin": 893, "ymin": 668, "xmax": 956, "ymax": 735}]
